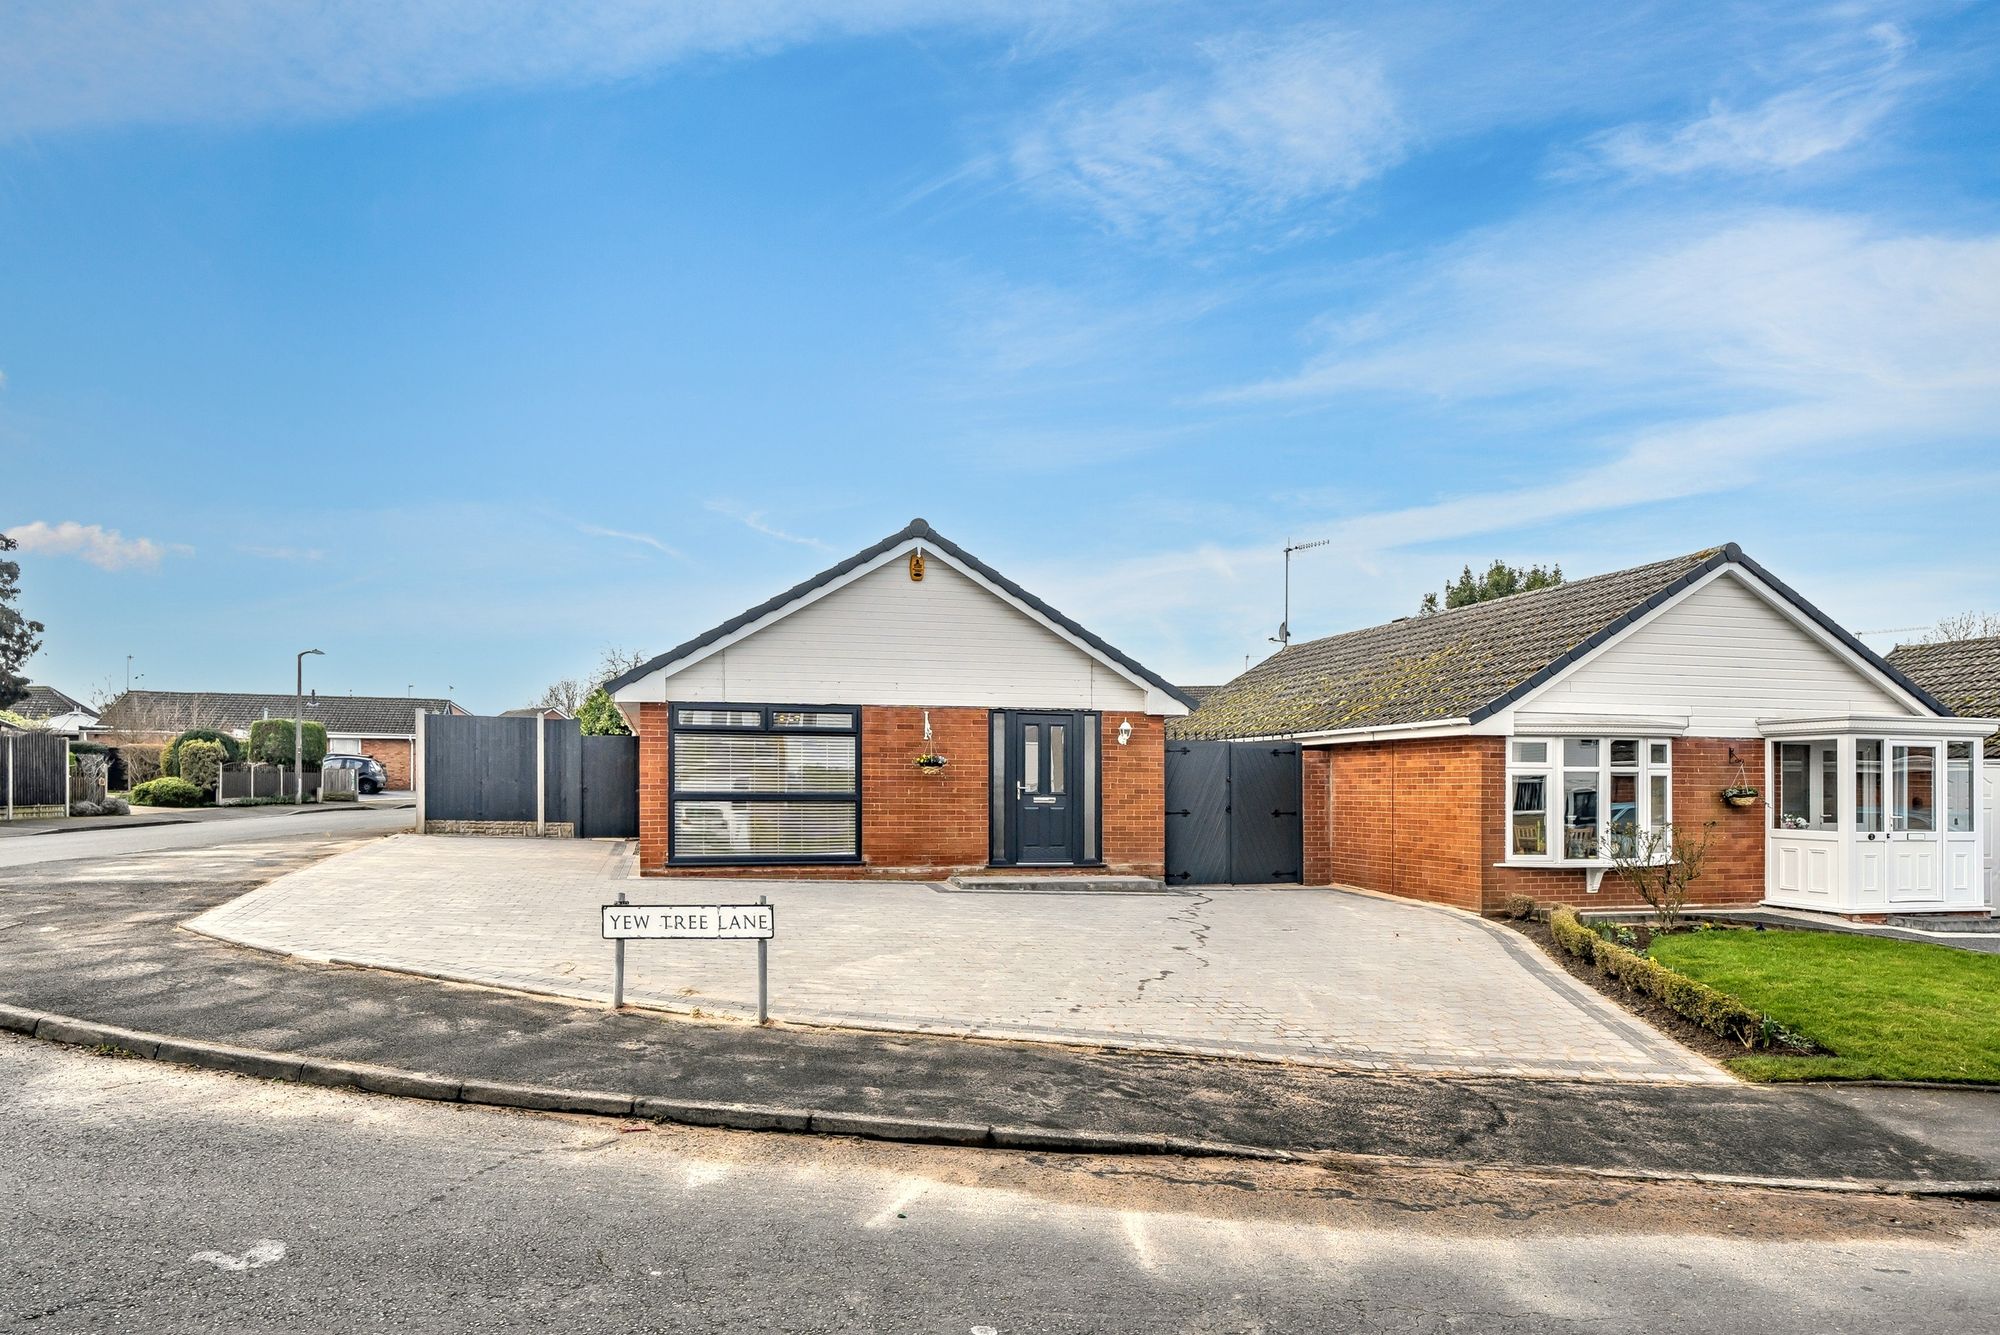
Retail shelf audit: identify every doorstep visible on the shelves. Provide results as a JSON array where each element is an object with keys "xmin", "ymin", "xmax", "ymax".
[{"xmin": 944, "ymin": 873, "xmax": 1172, "ymax": 895}]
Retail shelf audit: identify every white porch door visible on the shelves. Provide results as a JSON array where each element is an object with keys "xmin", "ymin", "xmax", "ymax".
[
  {"xmin": 1984, "ymin": 769, "xmax": 1998, "ymax": 909},
  {"xmin": 1887, "ymin": 741, "xmax": 1940, "ymax": 903}
]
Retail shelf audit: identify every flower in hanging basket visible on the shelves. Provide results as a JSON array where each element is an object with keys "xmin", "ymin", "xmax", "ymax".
[
  {"xmin": 914, "ymin": 752, "xmax": 948, "ymax": 773},
  {"xmin": 1720, "ymin": 785, "xmax": 1760, "ymax": 808}
]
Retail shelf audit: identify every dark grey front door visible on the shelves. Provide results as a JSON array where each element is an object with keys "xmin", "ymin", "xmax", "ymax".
[{"xmin": 1008, "ymin": 712, "xmax": 1081, "ymax": 865}]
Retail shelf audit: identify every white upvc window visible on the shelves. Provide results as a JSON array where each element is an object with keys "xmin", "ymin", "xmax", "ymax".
[{"xmin": 1507, "ymin": 736, "xmax": 1672, "ymax": 864}]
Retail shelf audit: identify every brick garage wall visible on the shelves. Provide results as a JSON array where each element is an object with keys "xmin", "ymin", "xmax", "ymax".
[
  {"xmin": 635, "ymin": 702, "xmax": 1167, "ymax": 879},
  {"xmin": 1321, "ymin": 737, "xmax": 1493, "ymax": 913},
  {"xmin": 1484, "ymin": 737, "xmax": 1766, "ymax": 912},
  {"xmin": 358, "ymin": 738, "xmax": 413, "ymax": 790}
]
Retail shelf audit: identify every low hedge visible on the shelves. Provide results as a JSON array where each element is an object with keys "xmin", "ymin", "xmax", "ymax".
[
  {"xmin": 1548, "ymin": 906, "xmax": 1773, "ymax": 1048},
  {"xmin": 163, "ymin": 729, "xmax": 242, "ymax": 776},
  {"xmin": 130, "ymin": 776, "xmax": 207, "ymax": 808}
]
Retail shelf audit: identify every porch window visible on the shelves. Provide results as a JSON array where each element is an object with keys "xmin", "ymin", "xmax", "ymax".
[
  {"xmin": 1506, "ymin": 736, "xmax": 1672, "ymax": 864},
  {"xmin": 669, "ymin": 704, "xmax": 860, "ymax": 863},
  {"xmin": 1774, "ymin": 739, "xmax": 1838, "ymax": 831},
  {"xmin": 1947, "ymin": 741, "xmax": 1975, "ymax": 833},
  {"xmin": 1855, "ymin": 739, "xmax": 1884, "ymax": 833}
]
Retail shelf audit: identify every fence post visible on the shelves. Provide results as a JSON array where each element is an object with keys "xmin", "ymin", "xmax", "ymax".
[
  {"xmin": 413, "ymin": 710, "xmax": 427, "ymax": 833},
  {"xmin": 5, "ymin": 732, "xmax": 13, "ymax": 821},
  {"xmin": 535, "ymin": 718, "xmax": 546, "ymax": 837},
  {"xmin": 757, "ymin": 893, "xmax": 769, "ymax": 1025},
  {"xmin": 64, "ymin": 737, "xmax": 72, "ymax": 815}
]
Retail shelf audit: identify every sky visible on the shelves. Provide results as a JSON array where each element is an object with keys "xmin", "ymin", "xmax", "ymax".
[{"xmin": 4, "ymin": 0, "xmax": 1998, "ymax": 712}]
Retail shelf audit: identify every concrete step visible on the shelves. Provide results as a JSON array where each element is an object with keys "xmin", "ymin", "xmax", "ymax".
[{"xmin": 942, "ymin": 874, "xmax": 1174, "ymax": 895}]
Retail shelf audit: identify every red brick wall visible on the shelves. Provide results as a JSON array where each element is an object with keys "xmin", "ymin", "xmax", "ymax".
[
  {"xmin": 635, "ymin": 702, "xmax": 1166, "ymax": 879},
  {"xmin": 1301, "ymin": 747, "xmax": 1336, "ymax": 886},
  {"xmin": 358, "ymin": 738, "xmax": 412, "ymax": 790},
  {"xmin": 1101, "ymin": 712, "xmax": 1166, "ymax": 877},
  {"xmin": 1310, "ymin": 734, "xmax": 1770, "ymax": 914},
  {"xmin": 1323, "ymin": 737, "xmax": 1494, "ymax": 913}
]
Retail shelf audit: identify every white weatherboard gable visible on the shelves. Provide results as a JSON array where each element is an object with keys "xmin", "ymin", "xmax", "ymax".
[
  {"xmin": 1490, "ymin": 566, "xmax": 1921, "ymax": 737},
  {"xmin": 616, "ymin": 543, "xmax": 1179, "ymax": 712}
]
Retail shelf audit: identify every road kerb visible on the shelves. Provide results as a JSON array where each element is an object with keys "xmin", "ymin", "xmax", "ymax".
[{"xmin": 8, "ymin": 1005, "xmax": 1999, "ymax": 1198}]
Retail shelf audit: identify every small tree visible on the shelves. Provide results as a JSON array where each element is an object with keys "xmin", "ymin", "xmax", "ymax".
[
  {"xmin": 1605, "ymin": 819, "xmax": 1716, "ymax": 931},
  {"xmin": 0, "ymin": 531, "xmax": 44, "ymax": 712},
  {"xmin": 577, "ymin": 686, "xmax": 631, "ymax": 736},
  {"xmin": 538, "ymin": 677, "xmax": 586, "ymax": 716},
  {"xmin": 176, "ymin": 738, "xmax": 226, "ymax": 797},
  {"xmin": 249, "ymin": 718, "xmax": 328, "ymax": 767}
]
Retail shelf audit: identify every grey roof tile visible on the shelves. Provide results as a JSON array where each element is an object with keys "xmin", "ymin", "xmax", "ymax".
[
  {"xmin": 1887, "ymin": 637, "xmax": 2000, "ymax": 756},
  {"xmin": 93, "ymin": 690, "xmax": 461, "ymax": 737}
]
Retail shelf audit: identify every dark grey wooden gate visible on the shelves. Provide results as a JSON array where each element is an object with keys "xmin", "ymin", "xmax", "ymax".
[
  {"xmin": 580, "ymin": 735, "xmax": 638, "ymax": 838},
  {"xmin": 1164, "ymin": 740, "xmax": 1302, "ymax": 885}
]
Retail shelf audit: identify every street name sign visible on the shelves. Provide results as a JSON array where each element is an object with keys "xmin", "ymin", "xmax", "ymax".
[{"xmin": 601, "ymin": 903, "xmax": 775, "ymax": 941}]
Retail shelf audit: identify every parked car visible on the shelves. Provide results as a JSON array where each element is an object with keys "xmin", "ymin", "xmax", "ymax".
[{"xmin": 322, "ymin": 754, "xmax": 389, "ymax": 795}]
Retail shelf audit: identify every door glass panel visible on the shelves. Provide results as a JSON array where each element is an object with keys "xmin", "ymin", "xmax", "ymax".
[
  {"xmin": 1947, "ymin": 741, "xmax": 1974, "ymax": 833},
  {"xmin": 1021, "ymin": 726, "xmax": 1040, "ymax": 794},
  {"xmin": 1048, "ymin": 725, "xmax": 1066, "ymax": 794},
  {"xmin": 1893, "ymin": 745, "xmax": 1936, "ymax": 833},
  {"xmin": 1855, "ymin": 740, "xmax": 1883, "ymax": 833},
  {"xmin": 1511, "ymin": 776, "xmax": 1546, "ymax": 856}
]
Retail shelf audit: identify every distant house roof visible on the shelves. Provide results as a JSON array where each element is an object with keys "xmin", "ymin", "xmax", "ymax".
[
  {"xmin": 1888, "ymin": 637, "xmax": 2000, "ymax": 757},
  {"xmin": 1172, "ymin": 544, "xmax": 1947, "ymax": 742},
  {"xmin": 606, "ymin": 517, "xmax": 1198, "ymax": 711},
  {"xmin": 93, "ymin": 690, "xmax": 463, "ymax": 737},
  {"xmin": 501, "ymin": 706, "xmax": 570, "ymax": 719},
  {"xmin": 7, "ymin": 684, "xmax": 92, "ymax": 720}
]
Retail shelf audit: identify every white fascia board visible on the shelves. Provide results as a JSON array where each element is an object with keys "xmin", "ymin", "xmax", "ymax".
[
  {"xmin": 1757, "ymin": 713, "xmax": 2000, "ymax": 739},
  {"xmin": 613, "ymin": 536, "xmax": 1188, "ymax": 715},
  {"xmin": 1273, "ymin": 717, "xmax": 1473, "ymax": 747},
  {"xmin": 1504, "ymin": 565, "xmax": 1937, "ymax": 722},
  {"xmin": 1505, "ymin": 712, "xmax": 1692, "ymax": 736}
]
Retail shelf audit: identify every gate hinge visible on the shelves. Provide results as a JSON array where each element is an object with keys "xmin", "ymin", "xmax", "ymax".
[
  {"xmin": 1165, "ymin": 808, "xmax": 1192, "ymax": 817},
  {"xmin": 1273, "ymin": 809, "xmax": 1298, "ymax": 817}
]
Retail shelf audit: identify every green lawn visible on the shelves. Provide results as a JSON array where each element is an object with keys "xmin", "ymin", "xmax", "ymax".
[{"xmin": 1649, "ymin": 929, "xmax": 2000, "ymax": 1083}]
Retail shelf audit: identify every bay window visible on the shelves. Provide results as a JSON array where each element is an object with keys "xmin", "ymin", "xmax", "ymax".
[
  {"xmin": 1507, "ymin": 736, "xmax": 1672, "ymax": 864},
  {"xmin": 670, "ymin": 703, "xmax": 860, "ymax": 863}
]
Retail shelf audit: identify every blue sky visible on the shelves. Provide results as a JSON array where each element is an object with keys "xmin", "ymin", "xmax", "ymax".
[{"xmin": 4, "ymin": 0, "xmax": 1998, "ymax": 711}]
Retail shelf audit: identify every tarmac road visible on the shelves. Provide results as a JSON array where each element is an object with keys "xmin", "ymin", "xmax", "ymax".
[
  {"xmin": 0, "ymin": 802, "xmax": 412, "ymax": 871},
  {"xmin": 4, "ymin": 1035, "xmax": 1998, "ymax": 1335}
]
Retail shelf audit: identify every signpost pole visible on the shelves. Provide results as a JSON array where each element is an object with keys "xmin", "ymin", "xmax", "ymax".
[
  {"xmin": 757, "ymin": 893, "xmax": 769, "ymax": 1025},
  {"xmin": 611, "ymin": 890, "xmax": 627, "ymax": 1011}
]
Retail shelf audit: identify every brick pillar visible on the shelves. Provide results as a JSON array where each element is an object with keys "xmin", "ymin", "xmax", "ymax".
[
  {"xmin": 1301, "ymin": 746, "xmax": 1334, "ymax": 885},
  {"xmin": 636, "ymin": 701, "xmax": 668, "ymax": 871}
]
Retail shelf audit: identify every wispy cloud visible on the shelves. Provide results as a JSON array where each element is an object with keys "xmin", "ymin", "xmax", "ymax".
[
  {"xmin": 237, "ymin": 544, "xmax": 324, "ymax": 562},
  {"xmin": 578, "ymin": 523, "xmax": 684, "ymax": 560},
  {"xmin": 1571, "ymin": 21, "xmax": 1916, "ymax": 178},
  {"xmin": 5, "ymin": 520, "xmax": 185, "ymax": 571},
  {"xmin": 0, "ymin": 0, "xmax": 1114, "ymax": 135},
  {"xmin": 704, "ymin": 502, "xmax": 834, "ymax": 552},
  {"xmin": 1006, "ymin": 26, "xmax": 1408, "ymax": 240}
]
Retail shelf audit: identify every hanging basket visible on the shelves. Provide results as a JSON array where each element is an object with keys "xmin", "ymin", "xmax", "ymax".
[
  {"xmin": 1721, "ymin": 788, "xmax": 1760, "ymax": 809},
  {"xmin": 915, "ymin": 755, "xmax": 948, "ymax": 777}
]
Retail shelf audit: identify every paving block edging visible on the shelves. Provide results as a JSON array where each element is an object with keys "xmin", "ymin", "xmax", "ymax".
[{"xmin": 3, "ymin": 1000, "xmax": 1996, "ymax": 1199}]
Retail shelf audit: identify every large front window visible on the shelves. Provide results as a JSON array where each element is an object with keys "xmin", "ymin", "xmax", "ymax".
[
  {"xmin": 670, "ymin": 704, "xmax": 860, "ymax": 863},
  {"xmin": 1508, "ymin": 736, "xmax": 1672, "ymax": 863}
]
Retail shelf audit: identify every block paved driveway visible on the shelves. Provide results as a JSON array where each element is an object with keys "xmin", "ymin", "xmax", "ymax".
[{"xmin": 187, "ymin": 835, "xmax": 1726, "ymax": 1084}]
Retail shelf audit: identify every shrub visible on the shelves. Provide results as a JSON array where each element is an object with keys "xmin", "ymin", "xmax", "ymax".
[
  {"xmin": 162, "ymin": 728, "xmax": 242, "ymax": 776},
  {"xmin": 1501, "ymin": 894, "xmax": 1539, "ymax": 920},
  {"xmin": 1549, "ymin": 907, "xmax": 1769, "ymax": 1047},
  {"xmin": 176, "ymin": 738, "xmax": 225, "ymax": 796},
  {"xmin": 131, "ymin": 776, "xmax": 206, "ymax": 808},
  {"xmin": 103, "ymin": 796, "xmax": 129, "ymax": 816},
  {"xmin": 248, "ymin": 718, "xmax": 328, "ymax": 767},
  {"xmin": 70, "ymin": 740, "xmax": 109, "ymax": 755}
]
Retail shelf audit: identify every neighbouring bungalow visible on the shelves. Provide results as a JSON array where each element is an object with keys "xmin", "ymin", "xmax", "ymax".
[
  {"xmin": 1887, "ymin": 634, "xmax": 2000, "ymax": 907},
  {"xmin": 606, "ymin": 518, "xmax": 1194, "ymax": 879},
  {"xmin": 4, "ymin": 684, "xmax": 98, "ymax": 737},
  {"xmin": 1174, "ymin": 545, "xmax": 1997, "ymax": 920},
  {"xmin": 90, "ymin": 689, "xmax": 467, "ymax": 790}
]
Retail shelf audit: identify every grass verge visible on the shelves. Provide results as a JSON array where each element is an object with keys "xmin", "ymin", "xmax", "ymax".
[{"xmin": 1649, "ymin": 930, "xmax": 2000, "ymax": 1083}]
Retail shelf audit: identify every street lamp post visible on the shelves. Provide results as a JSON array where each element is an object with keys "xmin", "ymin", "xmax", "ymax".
[{"xmin": 296, "ymin": 649, "xmax": 324, "ymax": 803}]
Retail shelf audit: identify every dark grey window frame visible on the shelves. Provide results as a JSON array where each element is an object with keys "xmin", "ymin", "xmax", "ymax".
[{"xmin": 668, "ymin": 702, "xmax": 863, "ymax": 867}]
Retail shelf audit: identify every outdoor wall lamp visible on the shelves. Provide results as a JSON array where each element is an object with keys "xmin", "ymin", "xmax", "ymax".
[{"xmin": 1117, "ymin": 718, "xmax": 1133, "ymax": 746}]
